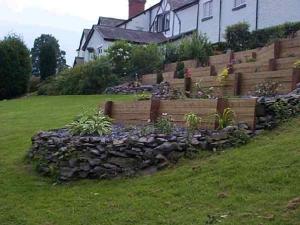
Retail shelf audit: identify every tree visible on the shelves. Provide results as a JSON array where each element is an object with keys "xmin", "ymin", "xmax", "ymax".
[
  {"xmin": 0, "ymin": 35, "xmax": 32, "ymax": 100},
  {"xmin": 39, "ymin": 43, "xmax": 57, "ymax": 80},
  {"xmin": 31, "ymin": 34, "xmax": 67, "ymax": 78}
]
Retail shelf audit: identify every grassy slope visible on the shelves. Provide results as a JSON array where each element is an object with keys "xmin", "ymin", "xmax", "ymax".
[{"xmin": 0, "ymin": 95, "xmax": 299, "ymax": 225}]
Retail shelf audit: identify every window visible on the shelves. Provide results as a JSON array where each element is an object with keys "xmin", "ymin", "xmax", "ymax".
[
  {"xmin": 164, "ymin": 13, "xmax": 170, "ymax": 31},
  {"xmin": 234, "ymin": 0, "xmax": 246, "ymax": 8},
  {"xmin": 203, "ymin": 0, "xmax": 213, "ymax": 18},
  {"xmin": 97, "ymin": 46, "xmax": 103, "ymax": 55},
  {"xmin": 155, "ymin": 12, "xmax": 170, "ymax": 32}
]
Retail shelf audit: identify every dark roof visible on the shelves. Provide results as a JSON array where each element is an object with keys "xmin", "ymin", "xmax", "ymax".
[
  {"xmin": 99, "ymin": 25, "xmax": 166, "ymax": 42},
  {"xmin": 97, "ymin": 17, "xmax": 125, "ymax": 27},
  {"xmin": 77, "ymin": 28, "xmax": 91, "ymax": 51},
  {"xmin": 169, "ymin": 0, "xmax": 198, "ymax": 11}
]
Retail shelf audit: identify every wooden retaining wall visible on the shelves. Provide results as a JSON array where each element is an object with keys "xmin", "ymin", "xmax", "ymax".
[
  {"xmin": 164, "ymin": 59, "xmax": 197, "ymax": 72},
  {"xmin": 240, "ymin": 69, "xmax": 293, "ymax": 95},
  {"xmin": 227, "ymin": 98, "xmax": 257, "ymax": 129},
  {"xmin": 103, "ymin": 98, "xmax": 258, "ymax": 130},
  {"xmin": 280, "ymin": 37, "xmax": 300, "ymax": 58}
]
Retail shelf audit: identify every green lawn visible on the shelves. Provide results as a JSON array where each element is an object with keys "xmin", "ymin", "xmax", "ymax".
[{"xmin": 0, "ymin": 95, "xmax": 299, "ymax": 225}]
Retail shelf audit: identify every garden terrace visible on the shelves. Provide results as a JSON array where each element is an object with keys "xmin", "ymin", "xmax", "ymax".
[{"xmin": 141, "ymin": 36, "xmax": 300, "ymax": 97}]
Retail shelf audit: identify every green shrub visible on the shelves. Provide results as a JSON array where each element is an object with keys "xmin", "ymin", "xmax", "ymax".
[
  {"xmin": 155, "ymin": 114, "xmax": 174, "ymax": 134},
  {"xmin": 106, "ymin": 41, "xmax": 132, "ymax": 77},
  {"xmin": 131, "ymin": 44, "xmax": 163, "ymax": 76},
  {"xmin": 38, "ymin": 56, "xmax": 119, "ymax": 95},
  {"xmin": 251, "ymin": 22, "xmax": 300, "ymax": 48},
  {"xmin": 184, "ymin": 112, "xmax": 201, "ymax": 133},
  {"xmin": 225, "ymin": 22, "xmax": 251, "ymax": 51},
  {"xmin": 174, "ymin": 61, "xmax": 185, "ymax": 79},
  {"xmin": 0, "ymin": 35, "xmax": 32, "ymax": 100},
  {"xmin": 164, "ymin": 42, "xmax": 180, "ymax": 63},
  {"xmin": 67, "ymin": 110, "xmax": 112, "ymax": 136},
  {"xmin": 215, "ymin": 108, "xmax": 235, "ymax": 130}
]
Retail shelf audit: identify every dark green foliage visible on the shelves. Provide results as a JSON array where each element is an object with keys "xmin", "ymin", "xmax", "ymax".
[
  {"xmin": 174, "ymin": 61, "xmax": 185, "ymax": 79},
  {"xmin": 165, "ymin": 32, "xmax": 213, "ymax": 65},
  {"xmin": 130, "ymin": 44, "xmax": 163, "ymax": 76},
  {"xmin": 251, "ymin": 22, "xmax": 300, "ymax": 48},
  {"xmin": 0, "ymin": 35, "xmax": 32, "ymax": 100},
  {"xmin": 224, "ymin": 21, "xmax": 300, "ymax": 51},
  {"xmin": 156, "ymin": 70, "xmax": 164, "ymax": 84},
  {"xmin": 106, "ymin": 41, "xmax": 132, "ymax": 77},
  {"xmin": 39, "ymin": 43, "xmax": 57, "ymax": 80},
  {"xmin": 31, "ymin": 34, "xmax": 67, "ymax": 77},
  {"xmin": 225, "ymin": 22, "xmax": 251, "ymax": 51},
  {"xmin": 107, "ymin": 42, "xmax": 163, "ymax": 78},
  {"xmin": 164, "ymin": 42, "xmax": 179, "ymax": 63},
  {"xmin": 38, "ymin": 56, "xmax": 119, "ymax": 95}
]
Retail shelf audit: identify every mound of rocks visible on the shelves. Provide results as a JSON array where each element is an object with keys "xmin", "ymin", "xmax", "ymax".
[
  {"xmin": 28, "ymin": 124, "xmax": 252, "ymax": 181},
  {"xmin": 256, "ymin": 85, "xmax": 300, "ymax": 130},
  {"xmin": 105, "ymin": 83, "xmax": 154, "ymax": 94}
]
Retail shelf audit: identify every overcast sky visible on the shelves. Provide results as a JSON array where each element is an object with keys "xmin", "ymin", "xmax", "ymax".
[{"xmin": 0, "ymin": 0, "xmax": 160, "ymax": 66}]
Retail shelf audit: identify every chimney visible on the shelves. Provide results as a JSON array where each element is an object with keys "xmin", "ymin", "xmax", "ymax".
[{"xmin": 129, "ymin": 0, "xmax": 146, "ymax": 18}]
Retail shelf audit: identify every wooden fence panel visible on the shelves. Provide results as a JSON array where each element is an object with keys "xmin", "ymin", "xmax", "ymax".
[
  {"xmin": 159, "ymin": 99, "xmax": 218, "ymax": 129},
  {"xmin": 228, "ymin": 98, "xmax": 257, "ymax": 129}
]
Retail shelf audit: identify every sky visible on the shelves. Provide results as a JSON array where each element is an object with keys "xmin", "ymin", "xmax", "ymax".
[{"xmin": 0, "ymin": 0, "xmax": 160, "ymax": 66}]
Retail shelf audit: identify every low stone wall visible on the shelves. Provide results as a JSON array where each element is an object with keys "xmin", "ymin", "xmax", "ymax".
[{"xmin": 28, "ymin": 125, "xmax": 252, "ymax": 182}]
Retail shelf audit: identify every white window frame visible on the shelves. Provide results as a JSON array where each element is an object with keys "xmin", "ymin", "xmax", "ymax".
[
  {"xmin": 234, "ymin": 0, "xmax": 246, "ymax": 8},
  {"xmin": 97, "ymin": 46, "xmax": 103, "ymax": 55},
  {"xmin": 203, "ymin": 0, "xmax": 213, "ymax": 19}
]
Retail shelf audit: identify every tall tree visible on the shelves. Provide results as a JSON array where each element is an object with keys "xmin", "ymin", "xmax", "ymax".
[
  {"xmin": 31, "ymin": 34, "xmax": 67, "ymax": 78},
  {"xmin": 0, "ymin": 35, "xmax": 32, "ymax": 100},
  {"xmin": 39, "ymin": 43, "xmax": 57, "ymax": 80}
]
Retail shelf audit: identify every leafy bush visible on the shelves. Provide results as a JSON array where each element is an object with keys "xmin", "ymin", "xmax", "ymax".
[
  {"xmin": 177, "ymin": 32, "xmax": 213, "ymax": 65},
  {"xmin": 155, "ymin": 113, "xmax": 174, "ymax": 134},
  {"xmin": 106, "ymin": 41, "xmax": 132, "ymax": 77},
  {"xmin": 38, "ymin": 56, "xmax": 119, "ymax": 95},
  {"xmin": 174, "ymin": 61, "xmax": 185, "ymax": 79},
  {"xmin": 225, "ymin": 22, "xmax": 251, "ymax": 51},
  {"xmin": 215, "ymin": 108, "xmax": 235, "ymax": 130},
  {"xmin": 251, "ymin": 22, "xmax": 300, "ymax": 48},
  {"xmin": 0, "ymin": 35, "xmax": 32, "ymax": 100},
  {"xmin": 254, "ymin": 81, "xmax": 281, "ymax": 97},
  {"xmin": 67, "ymin": 110, "xmax": 112, "ymax": 136},
  {"xmin": 184, "ymin": 113, "xmax": 201, "ymax": 133},
  {"xmin": 131, "ymin": 44, "xmax": 163, "ymax": 76},
  {"xmin": 164, "ymin": 42, "xmax": 179, "ymax": 64}
]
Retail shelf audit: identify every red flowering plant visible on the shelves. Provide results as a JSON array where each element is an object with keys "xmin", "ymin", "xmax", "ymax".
[{"xmin": 184, "ymin": 68, "xmax": 192, "ymax": 78}]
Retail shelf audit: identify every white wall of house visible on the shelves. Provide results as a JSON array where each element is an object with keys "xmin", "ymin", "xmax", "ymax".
[
  {"xmin": 174, "ymin": 4, "xmax": 198, "ymax": 36},
  {"xmin": 123, "ymin": 11, "xmax": 151, "ymax": 31},
  {"xmin": 83, "ymin": 31, "xmax": 112, "ymax": 63},
  {"xmin": 198, "ymin": 0, "xmax": 220, "ymax": 43},
  {"xmin": 220, "ymin": 0, "xmax": 257, "ymax": 39},
  {"xmin": 258, "ymin": 0, "xmax": 300, "ymax": 29}
]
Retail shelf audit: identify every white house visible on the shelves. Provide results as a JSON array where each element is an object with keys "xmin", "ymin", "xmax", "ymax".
[{"xmin": 74, "ymin": 0, "xmax": 300, "ymax": 66}]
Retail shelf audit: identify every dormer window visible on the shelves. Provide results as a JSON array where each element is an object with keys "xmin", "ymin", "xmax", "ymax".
[{"xmin": 155, "ymin": 12, "xmax": 170, "ymax": 32}]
